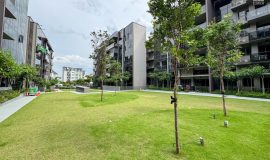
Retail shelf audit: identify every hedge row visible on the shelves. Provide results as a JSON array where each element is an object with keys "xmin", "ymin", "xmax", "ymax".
[{"xmin": 0, "ymin": 90, "xmax": 20, "ymax": 103}]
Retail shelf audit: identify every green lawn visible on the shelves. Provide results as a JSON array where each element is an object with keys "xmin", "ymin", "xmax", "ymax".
[{"xmin": 0, "ymin": 91, "xmax": 269, "ymax": 159}]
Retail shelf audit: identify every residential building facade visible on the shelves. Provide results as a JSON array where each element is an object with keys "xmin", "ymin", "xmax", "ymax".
[
  {"xmin": 0, "ymin": 0, "xmax": 29, "ymax": 64},
  {"xmin": 26, "ymin": 16, "xmax": 54, "ymax": 81},
  {"xmin": 147, "ymin": 0, "xmax": 270, "ymax": 92},
  {"xmin": 62, "ymin": 67, "xmax": 85, "ymax": 82},
  {"xmin": 93, "ymin": 22, "xmax": 147, "ymax": 89}
]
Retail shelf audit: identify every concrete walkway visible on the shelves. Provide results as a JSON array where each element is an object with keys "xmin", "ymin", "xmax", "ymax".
[
  {"xmin": 0, "ymin": 95, "xmax": 37, "ymax": 122},
  {"xmin": 143, "ymin": 89, "xmax": 270, "ymax": 102}
]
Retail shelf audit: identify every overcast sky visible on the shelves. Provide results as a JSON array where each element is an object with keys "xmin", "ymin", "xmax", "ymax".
[{"xmin": 28, "ymin": 0, "xmax": 152, "ymax": 76}]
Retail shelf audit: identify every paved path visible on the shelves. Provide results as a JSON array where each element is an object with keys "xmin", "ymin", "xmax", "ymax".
[
  {"xmin": 0, "ymin": 95, "xmax": 37, "ymax": 123},
  {"xmin": 143, "ymin": 89, "xmax": 270, "ymax": 102}
]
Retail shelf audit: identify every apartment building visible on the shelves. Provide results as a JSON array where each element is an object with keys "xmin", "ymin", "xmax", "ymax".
[
  {"xmin": 26, "ymin": 17, "xmax": 54, "ymax": 81},
  {"xmin": 62, "ymin": 67, "xmax": 85, "ymax": 82},
  {"xmin": 93, "ymin": 22, "xmax": 147, "ymax": 89},
  {"xmin": 0, "ymin": 0, "xmax": 29, "ymax": 64},
  {"xmin": 147, "ymin": 0, "xmax": 270, "ymax": 92}
]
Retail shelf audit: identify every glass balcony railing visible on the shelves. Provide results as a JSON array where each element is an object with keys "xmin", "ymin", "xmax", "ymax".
[
  {"xmin": 247, "ymin": 4, "xmax": 270, "ymax": 21},
  {"xmin": 250, "ymin": 52, "xmax": 270, "ymax": 62},
  {"xmin": 231, "ymin": 0, "xmax": 247, "ymax": 9},
  {"xmin": 249, "ymin": 28, "xmax": 270, "ymax": 41}
]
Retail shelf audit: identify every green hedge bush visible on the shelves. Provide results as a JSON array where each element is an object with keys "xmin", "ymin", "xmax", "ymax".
[
  {"xmin": 0, "ymin": 90, "xmax": 20, "ymax": 103},
  {"xmin": 236, "ymin": 91, "xmax": 270, "ymax": 99}
]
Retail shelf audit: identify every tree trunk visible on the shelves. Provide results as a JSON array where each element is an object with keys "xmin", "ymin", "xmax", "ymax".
[
  {"xmin": 173, "ymin": 59, "xmax": 180, "ymax": 154},
  {"xmin": 220, "ymin": 74, "xmax": 227, "ymax": 117},
  {"xmin": 115, "ymin": 81, "xmax": 117, "ymax": 95},
  {"xmin": 101, "ymin": 80, "xmax": 104, "ymax": 101},
  {"xmin": 250, "ymin": 78, "xmax": 253, "ymax": 91},
  {"xmin": 262, "ymin": 76, "xmax": 265, "ymax": 94}
]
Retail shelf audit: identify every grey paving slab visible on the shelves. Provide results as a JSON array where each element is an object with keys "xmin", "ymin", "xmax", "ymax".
[
  {"xmin": 0, "ymin": 96, "xmax": 37, "ymax": 123},
  {"xmin": 143, "ymin": 89, "xmax": 270, "ymax": 102}
]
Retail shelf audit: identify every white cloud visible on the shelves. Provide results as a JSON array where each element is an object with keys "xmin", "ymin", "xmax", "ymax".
[{"xmin": 28, "ymin": 0, "xmax": 154, "ymax": 75}]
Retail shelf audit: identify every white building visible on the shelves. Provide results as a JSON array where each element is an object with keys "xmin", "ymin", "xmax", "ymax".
[{"xmin": 62, "ymin": 67, "xmax": 85, "ymax": 82}]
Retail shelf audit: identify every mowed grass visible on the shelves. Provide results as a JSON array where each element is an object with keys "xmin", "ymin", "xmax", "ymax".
[{"xmin": 0, "ymin": 91, "xmax": 269, "ymax": 159}]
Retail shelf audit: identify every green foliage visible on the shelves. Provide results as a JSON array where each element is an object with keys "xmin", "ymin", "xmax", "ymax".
[
  {"xmin": 90, "ymin": 30, "xmax": 110, "ymax": 82},
  {"xmin": 121, "ymin": 71, "xmax": 131, "ymax": 86},
  {"xmin": 0, "ymin": 50, "xmax": 20, "ymax": 82},
  {"xmin": 108, "ymin": 60, "xmax": 122, "ymax": 86},
  {"xmin": 32, "ymin": 76, "xmax": 46, "ymax": 88},
  {"xmin": 237, "ymin": 65, "xmax": 268, "ymax": 78},
  {"xmin": 148, "ymin": 0, "xmax": 203, "ymax": 93},
  {"xmin": 18, "ymin": 64, "xmax": 38, "ymax": 89},
  {"xmin": 0, "ymin": 90, "xmax": 20, "ymax": 103},
  {"xmin": 236, "ymin": 91, "xmax": 270, "ymax": 99},
  {"xmin": 205, "ymin": 14, "xmax": 243, "ymax": 75}
]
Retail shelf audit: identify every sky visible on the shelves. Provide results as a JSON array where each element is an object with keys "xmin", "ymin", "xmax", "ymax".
[{"xmin": 28, "ymin": 0, "xmax": 153, "ymax": 77}]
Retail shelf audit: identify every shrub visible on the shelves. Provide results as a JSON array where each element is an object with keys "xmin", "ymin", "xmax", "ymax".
[
  {"xmin": 236, "ymin": 91, "xmax": 270, "ymax": 99},
  {"xmin": 0, "ymin": 90, "xmax": 20, "ymax": 103}
]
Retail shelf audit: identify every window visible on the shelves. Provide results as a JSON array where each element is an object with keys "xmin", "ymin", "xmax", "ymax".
[{"xmin": 18, "ymin": 35, "xmax": 24, "ymax": 43}]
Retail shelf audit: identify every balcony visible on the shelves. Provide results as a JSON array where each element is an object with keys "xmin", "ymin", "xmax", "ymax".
[
  {"xmin": 5, "ymin": 0, "xmax": 16, "ymax": 19},
  {"xmin": 231, "ymin": 0, "xmax": 248, "ymax": 11},
  {"xmin": 3, "ymin": 18, "xmax": 15, "ymax": 40},
  {"xmin": 147, "ymin": 63, "xmax": 154, "ymax": 69},
  {"xmin": 106, "ymin": 43, "xmax": 116, "ymax": 51},
  {"xmin": 147, "ymin": 55, "xmax": 154, "ymax": 61},
  {"xmin": 250, "ymin": 52, "xmax": 270, "ymax": 62},
  {"xmin": 249, "ymin": 28, "xmax": 270, "ymax": 42},
  {"xmin": 247, "ymin": 4, "xmax": 270, "ymax": 22},
  {"xmin": 239, "ymin": 31, "xmax": 249, "ymax": 44},
  {"xmin": 238, "ymin": 55, "xmax": 251, "ymax": 64}
]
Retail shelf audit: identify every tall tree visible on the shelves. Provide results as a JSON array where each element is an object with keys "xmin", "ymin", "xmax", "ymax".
[
  {"xmin": 205, "ymin": 14, "xmax": 243, "ymax": 116},
  {"xmin": 90, "ymin": 30, "xmax": 110, "ymax": 101},
  {"xmin": 148, "ymin": 0, "xmax": 202, "ymax": 154}
]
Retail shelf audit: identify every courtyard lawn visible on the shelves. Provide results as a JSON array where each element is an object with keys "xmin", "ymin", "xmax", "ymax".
[{"xmin": 0, "ymin": 91, "xmax": 269, "ymax": 159}]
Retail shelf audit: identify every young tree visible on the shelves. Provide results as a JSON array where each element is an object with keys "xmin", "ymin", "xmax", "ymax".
[
  {"xmin": 121, "ymin": 71, "xmax": 131, "ymax": 87},
  {"xmin": 90, "ymin": 30, "xmax": 110, "ymax": 101},
  {"xmin": 237, "ymin": 65, "xmax": 269, "ymax": 94},
  {"xmin": 149, "ymin": 71, "xmax": 159, "ymax": 87},
  {"xmin": 148, "ymin": 0, "xmax": 202, "ymax": 154},
  {"xmin": 205, "ymin": 14, "xmax": 243, "ymax": 116},
  {"xmin": 19, "ymin": 64, "xmax": 37, "ymax": 89},
  {"xmin": 109, "ymin": 60, "xmax": 122, "ymax": 95},
  {"xmin": 158, "ymin": 71, "xmax": 168, "ymax": 88}
]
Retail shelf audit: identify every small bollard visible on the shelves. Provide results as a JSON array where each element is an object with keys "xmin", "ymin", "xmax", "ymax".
[
  {"xmin": 224, "ymin": 120, "xmax": 229, "ymax": 127},
  {"xmin": 212, "ymin": 113, "xmax": 216, "ymax": 119},
  {"xmin": 199, "ymin": 137, "xmax": 204, "ymax": 146}
]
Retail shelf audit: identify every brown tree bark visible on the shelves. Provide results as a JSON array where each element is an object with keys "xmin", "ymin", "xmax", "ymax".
[
  {"xmin": 101, "ymin": 80, "xmax": 104, "ymax": 101},
  {"xmin": 220, "ymin": 70, "xmax": 227, "ymax": 117},
  {"xmin": 173, "ymin": 58, "xmax": 180, "ymax": 154}
]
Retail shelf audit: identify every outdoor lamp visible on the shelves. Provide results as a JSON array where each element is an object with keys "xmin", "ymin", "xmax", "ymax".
[
  {"xmin": 224, "ymin": 120, "xmax": 229, "ymax": 127},
  {"xmin": 199, "ymin": 137, "xmax": 204, "ymax": 146}
]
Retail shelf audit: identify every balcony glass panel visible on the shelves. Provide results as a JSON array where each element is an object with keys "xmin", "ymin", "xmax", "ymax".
[
  {"xmin": 231, "ymin": 0, "xmax": 247, "ymax": 8},
  {"xmin": 247, "ymin": 4, "xmax": 270, "ymax": 21},
  {"xmin": 250, "ymin": 52, "xmax": 270, "ymax": 62}
]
